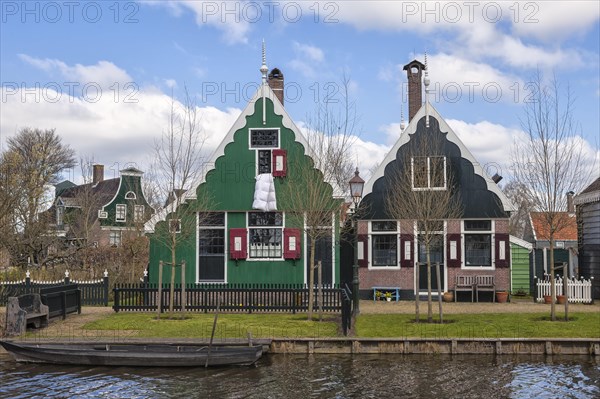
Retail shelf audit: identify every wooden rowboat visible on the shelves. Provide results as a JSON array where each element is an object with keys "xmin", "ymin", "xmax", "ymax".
[{"xmin": 0, "ymin": 341, "xmax": 263, "ymax": 367}]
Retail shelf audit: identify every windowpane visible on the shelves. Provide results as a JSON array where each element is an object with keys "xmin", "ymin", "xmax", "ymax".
[
  {"xmin": 249, "ymin": 228, "xmax": 282, "ymax": 258},
  {"xmin": 134, "ymin": 205, "xmax": 144, "ymax": 222},
  {"xmin": 199, "ymin": 229, "xmax": 225, "ymax": 255},
  {"xmin": 116, "ymin": 204, "xmax": 126, "ymax": 221},
  {"xmin": 372, "ymin": 235, "xmax": 397, "ymax": 266},
  {"xmin": 198, "ymin": 212, "xmax": 225, "ymax": 226},
  {"xmin": 465, "ymin": 234, "xmax": 491, "ymax": 266},
  {"xmin": 250, "ymin": 129, "xmax": 279, "ymax": 148},
  {"xmin": 258, "ymin": 150, "xmax": 271, "ymax": 174},
  {"xmin": 430, "ymin": 156, "xmax": 445, "ymax": 188},
  {"xmin": 464, "ymin": 220, "xmax": 491, "ymax": 231},
  {"xmin": 418, "ymin": 235, "xmax": 444, "ymax": 263},
  {"xmin": 249, "ymin": 212, "xmax": 283, "ymax": 226},
  {"xmin": 372, "ymin": 221, "xmax": 397, "ymax": 232},
  {"xmin": 413, "ymin": 157, "xmax": 428, "ymax": 188}
]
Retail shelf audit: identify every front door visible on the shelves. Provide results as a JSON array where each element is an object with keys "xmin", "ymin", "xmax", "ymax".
[
  {"xmin": 307, "ymin": 232, "xmax": 333, "ymax": 286},
  {"xmin": 417, "ymin": 235, "xmax": 445, "ymax": 293},
  {"xmin": 198, "ymin": 228, "xmax": 225, "ymax": 282}
]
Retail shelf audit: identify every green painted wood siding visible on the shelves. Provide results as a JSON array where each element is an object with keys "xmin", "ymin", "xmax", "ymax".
[
  {"xmin": 100, "ymin": 174, "xmax": 151, "ymax": 227},
  {"xmin": 149, "ymin": 98, "xmax": 341, "ymax": 285},
  {"xmin": 511, "ymin": 243, "xmax": 530, "ymax": 294}
]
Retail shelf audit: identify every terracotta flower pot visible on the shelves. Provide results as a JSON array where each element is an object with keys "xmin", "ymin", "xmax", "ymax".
[
  {"xmin": 543, "ymin": 295, "xmax": 553, "ymax": 304},
  {"xmin": 496, "ymin": 291, "xmax": 508, "ymax": 303},
  {"xmin": 443, "ymin": 292, "xmax": 454, "ymax": 302},
  {"xmin": 556, "ymin": 295, "xmax": 566, "ymax": 304}
]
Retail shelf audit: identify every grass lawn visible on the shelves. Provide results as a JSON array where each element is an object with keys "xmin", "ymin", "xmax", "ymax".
[
  {"xmin": 81, "ymin": 312, "xmax": 600, "ymax": 339},
  {"xmin": 83, "ymin": 313, "xmax": 340, "ymax": 339},
  {"xmin": 356, "ymin": 312, "xmax": 600, "ymax": 339}
]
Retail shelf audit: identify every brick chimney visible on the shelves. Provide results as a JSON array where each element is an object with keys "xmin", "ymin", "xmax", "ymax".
[
  {"xmin": 92, "ymin": 164, "xmax": 104, "ymax": 185},
  {"xmin": 567, "ymin": 191, "xmax": 575, "ymax": 213},
  {"xmin": 403, "ymin": 60, "xmax": 426, "ymax": 122},
  {"xmin": 268, "ymin": 68, "xmax": 284, "ymax": 106}
]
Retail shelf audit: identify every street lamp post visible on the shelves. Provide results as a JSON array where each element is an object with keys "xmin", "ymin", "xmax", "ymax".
[{"xmin": 349, "ymin": 167, "xmax": 365, "ymax": 316}]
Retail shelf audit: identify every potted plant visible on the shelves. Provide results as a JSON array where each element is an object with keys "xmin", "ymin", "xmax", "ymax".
[
  {"xmin": 496, "ymin": 291, "xmax": 509, "ymax": 303},
  {"xmin": 443, "ymin": 291, "xmax": 454, "ymax": 302},
  {"xmin": 543, "ymin": 295, "xmax": 552, "ymax": 304},
  {"xmin": 375, "ymin": 291, "xmax": 382, "ymax": 301},
  {"xmin": 556, "ymin": 295, "xmax": 566, "ymax": 304},
  {"xmin": 385, "ymin": 292, "xmax": 392, "ymax": 302}
]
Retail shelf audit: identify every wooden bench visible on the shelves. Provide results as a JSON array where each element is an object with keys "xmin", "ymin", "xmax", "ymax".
[
  {"xmin": 372, "ymin": 287, "xmax": 400, "ymax": 302},
  {"xmin": 5, "ymin": 293, "xmax": 49, "ymax": 336},
  {"xmin": 475, "ymin": 275, "xmax": 496, "ymax": 302},
  {"xmin": 454, "ymin": 275, "xmax": 476, "ymax": 302}
]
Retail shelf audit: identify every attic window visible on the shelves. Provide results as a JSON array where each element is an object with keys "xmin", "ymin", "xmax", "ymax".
[
  {"xmin": 250, "ymin": 128, "xmax": 279, "ymax": 149},
  {"xmin": 125, "ymin": 191, "xmax": 136, "ymax": 200},
  {"xmin": 411, "ymin": 156, "xmax": 446, "ymax": 190}
]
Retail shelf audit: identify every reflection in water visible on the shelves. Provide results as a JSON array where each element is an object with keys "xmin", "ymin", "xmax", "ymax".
[{"xmin": 1, "ymin": 352, "xmax": 599, "ymax": 398}]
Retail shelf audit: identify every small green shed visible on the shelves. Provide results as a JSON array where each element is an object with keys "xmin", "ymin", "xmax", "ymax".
[{"xmin": 510, "ymin": 236, "xmax": 532, "ymax": 295}]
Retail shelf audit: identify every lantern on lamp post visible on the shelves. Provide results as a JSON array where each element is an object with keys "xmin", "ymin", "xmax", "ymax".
[{"xmin": 348, "ymin": 167, "xmax": 364, "ymax": 315}]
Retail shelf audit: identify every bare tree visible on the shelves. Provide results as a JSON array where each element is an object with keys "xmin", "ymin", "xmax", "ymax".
[
  {"xmin": 279, "ymin": 76, "xmax": 359, "ymax": 320},
  {"xmin": 385, "ymin": 133, "xmax": 462, "ymax": 323},
  {"xmin": 511, "ymin": 71, "xmax": 588, "ymax": 321},
  {"xmin": 502, "ymin": 181, "xmax": 535, "ymax": 239},
  {"xmin": 150, "ymin": 87, "xmax": 212, "ymax": 315},
  {"xmin": 2, "ymin": 128, "xmax": 76, "ymax": 267}
]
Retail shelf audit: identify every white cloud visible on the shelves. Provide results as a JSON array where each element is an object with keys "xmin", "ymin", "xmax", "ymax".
[
  {"xmin": 288, "ymin": 42, "xmax": 326, "ymax": 79},
  {"xmin": 0, "ymin": 85, "xmax": 241, "ymax": 179},
  {"xmin": 164, "ymin": 79, "xmax": 178, "ymax": 89},
  {"xmin": 18, "ymin": 54, "xmax": 132, "ymax": 88},
  {"xmin": 142, "ymin": 0, "xmax": 251, "ymax": 44}
]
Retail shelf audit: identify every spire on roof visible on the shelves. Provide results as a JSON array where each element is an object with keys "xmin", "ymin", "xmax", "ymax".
[
  {"xmin": 424, "ymin": 51, "xmax": 430, "ymax": 128},
  {"xmin": 400, "ymin": 105, "xmax": 406, "ymax": 131},
  {"xmin": 261, "ymin": 39, "xmax": 268, "ymax": 125}
]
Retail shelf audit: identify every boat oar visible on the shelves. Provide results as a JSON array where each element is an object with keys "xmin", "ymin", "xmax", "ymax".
[{"xmin": 205, "ymin": 295, "xmax": 221, "ymax": 368}]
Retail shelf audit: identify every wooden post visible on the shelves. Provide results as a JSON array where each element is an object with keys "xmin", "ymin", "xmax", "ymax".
[
  {"xmin": 563, "ymin": 262, "xmax": 569, "ymax": 321},
  {"xmin": 435, "ymin": 262, "xmax": 443, "ymax": 323},
  {"xmin": 157, "ymin": 261, "xmax": 164, "ymax": 319},
  {"xmin": 415, "ymin": 262, "xmax": 420, "ymax": 323},
  {"xmin": 181, "ymin": 260, "xmax": 186, "ymax": 316},
  {"xmin": 205, "ymin": 295, "xmax": 221, "ymax": 368},
  {"xmin": 318, "ymin": 260, "xmax": 323, "ymax": 322}
]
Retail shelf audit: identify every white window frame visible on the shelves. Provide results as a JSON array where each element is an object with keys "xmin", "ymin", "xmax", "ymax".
[
  {"xmin": 115, "ymin": 204, "xmax": 126, "ymax": 222},
  {"xmin": 249, "ymin": 128, "xmax": 280, "ymax": 176},
  {"xmin": 125, "ymin": 191, "xmax": 137, "ymax": 200},
  {"xmin": 368, "ymin": 220, "xmax": 400, "ymax": 269},
  {"xmin": 196, "ymin": 212, "xmax": 227, "ymax": 284},
  {"xmin": 411, "ymin": 156, "xmax": 447, "ymax": 191},
  {"xmin": 109, "ymin": 230, "xmax": 121, "ymax": 247},
  {"xmin": 169, "ymin": 219, "xmax": 182, "ymax": 234},
  {"xmin": 461, "ymin": 219, "xmax": 495, "ymax": 270},
  {"xmin": 134, "ymin": 205, "xmax": 145, "ymax": 222},
  {"xmin": 247, "ymin": 211, "xmax": 284, "ymax": 261}
]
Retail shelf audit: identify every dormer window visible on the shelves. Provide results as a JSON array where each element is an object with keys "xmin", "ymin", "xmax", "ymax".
[
  {"xmin": 411, "ymin": 156, "xmax": 446, "ymax": 190},
  {"xmin": 125, "ymin": 191, "xmax": 136, "ymax": 200}
]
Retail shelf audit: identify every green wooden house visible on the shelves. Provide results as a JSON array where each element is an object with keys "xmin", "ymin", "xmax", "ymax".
[
  {"xmin": 510, "ymin": 235, "xmax": 532, "ymax": 295},
  {"xmin": 145, "ymin": 62, "xmax": 343, "ymax": 286}
]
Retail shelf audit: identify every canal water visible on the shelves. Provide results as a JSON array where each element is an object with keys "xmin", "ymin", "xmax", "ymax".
[{"xmin": 1, "ymin": 352, "xmax": 599, "ymax": 398}]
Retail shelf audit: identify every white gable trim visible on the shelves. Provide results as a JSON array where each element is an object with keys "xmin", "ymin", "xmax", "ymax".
[
  {"xmin": 363, "ymin": 103, "xmax": 515, "ymax": 212},
  {"xmin": 145, "ymin": 85, "xmax": 329, "ymax": 233},
  {"xmin": 509, "ymin": 235, "xmax": 533, "ymax": 251}
]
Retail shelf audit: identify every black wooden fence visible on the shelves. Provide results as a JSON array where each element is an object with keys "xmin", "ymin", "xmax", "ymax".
[
  {"xmin": 0, "ymin": 273, "xmax": 109, "ymax": 306},
  {"xmin": 113, "ymin": 282, "xmax": 343, "ymax": 314}
]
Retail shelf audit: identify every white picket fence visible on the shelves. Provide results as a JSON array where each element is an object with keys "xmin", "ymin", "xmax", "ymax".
[{"xmin": 536, "ymin": 276, "xmax": 593, "ymax": 304}]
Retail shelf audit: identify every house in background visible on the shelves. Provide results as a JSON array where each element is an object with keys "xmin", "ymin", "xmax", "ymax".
[
  {"xmin": 526, "ymin": 203, "xmax": 578, "ymax": 292},
  {"xmin": 146, "ymin": 57, "xmax": 343, "ymax": 286},
  {"xmin": 49, "ymin": 164, "xmax": 152, "ymax": 248},
  {"xmin": 356, "ymin": 59, "xmax": 515, "ymax": 300},
  {"xmin": 575, "ymin": 177, "xmax": 600, "ymax": 299}
]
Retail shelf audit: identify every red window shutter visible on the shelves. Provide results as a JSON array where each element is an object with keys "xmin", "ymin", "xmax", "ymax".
[
  {"xmin": 229, "ymin": 228, "xmax": 247, "ymax": 260},
  {"xmin": 495, "ymin": 233, "xmax": 509, "ymax": 268},
  {"xmin": 447, "ymin": 233, "xmax": 461, "ymax": 268},
  {"xmin": 400, "ymin": 234, "xmax": 414, "ymax": 268},
  {"xmin": 283, "ymin": 228, "xmax": 301, "ymax": 259},
  {"xmin": 358, "ymin": 234, "xmax": 369, "ymax": 267},
  {"xmin": 272, "ymin": 149, "xmax": 287, "ymax": 177}
]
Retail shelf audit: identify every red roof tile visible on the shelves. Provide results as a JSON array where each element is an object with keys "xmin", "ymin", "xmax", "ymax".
[{"xmin": 530, "ymin": 212, "xmax": 577, "ymax": 241}]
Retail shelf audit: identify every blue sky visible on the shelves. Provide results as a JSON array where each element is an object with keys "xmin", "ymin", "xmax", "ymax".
[{"xmin": 1, "ymin": 1, "xmax": 599, "ymax": 184}]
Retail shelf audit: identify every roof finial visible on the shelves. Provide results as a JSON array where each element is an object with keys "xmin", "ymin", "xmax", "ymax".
[
  {"xmin": 400, "ymin": 105, "xmax": 406, "ymax": 131},
  {"xmin": 260, "ymin": 39, "xmax": 268, "ymax": 85},
  {"xmin": 424, "ymin": 51, "xmax": 430, "ymax": 128}
]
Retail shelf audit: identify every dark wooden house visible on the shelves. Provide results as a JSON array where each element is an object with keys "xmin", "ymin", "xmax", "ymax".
[{"xmin": 575, "ymin": 177, "xmax": 600, "ymax": 299}]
